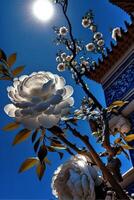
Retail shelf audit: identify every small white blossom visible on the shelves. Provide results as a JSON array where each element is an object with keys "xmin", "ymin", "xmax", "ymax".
[
  {"xmin": 4, "ymin": 71, "xmax": 74, "ymax": 129},
  {"xmin": 66, "ymin": 55, "xmax": 73, "ymax": 62},
  {"xmin": 94, "ymin": 32, "xmax": 103, "ymax": 40},
  {"xmin": 112, "ymin": 27, "xmax": 122, "ymax": 41},
  {"xmin": 86, "ymin": 43, "xmax": 95, "ymax": 52},
  {"xmin": 81, "ymin": 60, "xmax": 89, "ymax": 67},
  {"xmin": 97, "ymin": 39, "xmax": 105, "ymax": 47},
  {"xmin": 89, "ymin": 25, "xmax": 96, "ymax": 32},
  {"xmin": 61, "ymin": 52, "xmax": 67, "ymax": 61},
  {"xmin": 59, "ymin": 26, "xmax": 68, "ymax": 36},
  {"xmin": 82, "ymin": 18, "xmax": 92, "ymax": 28},
  {"xmin": 57, "ymin": 63, "xmax": 66, "ymax": 72}
]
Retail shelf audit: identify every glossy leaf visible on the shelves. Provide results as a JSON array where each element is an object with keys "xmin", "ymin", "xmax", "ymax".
[
  {"xmin": 19, "ymin": 157, "xmax": 39, "ymax": 173},
  {"xmin": 12, "ymin": 66, "xmax": 25, "ymax": 76},
  {"xmin": 36, "ymin": 163, "xmax": 46, "ymax": 181},
  {"xmin": 3, "ymin": 121, "xmax": 20, "ymax": 131},
  {"xmin": 124, "ymin": 134, "xmax": 134, "ymax": 142},
  {"xmin": 7, "ymin": 53, "xmax": 17, "ymax": 67},
  {"xmin": 13, "ymin": 129, "xmax": 32, "ymax": 145}
]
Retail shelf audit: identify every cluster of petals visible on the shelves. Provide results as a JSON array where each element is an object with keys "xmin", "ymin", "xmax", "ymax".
[
  {"xmin": 56, "ymin": 53, "xmax": 73, "ymax": 72},
  {"xmin": 52, "ymin": 154, "xmax": 103, "ymax": 200},
  {"xmin": 4, "ymin": 71, "xmax": 74, "ymax": 129}
]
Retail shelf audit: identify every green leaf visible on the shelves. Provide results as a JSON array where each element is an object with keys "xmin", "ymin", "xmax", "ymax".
[
  {"xmin": 36, "ymin": 163, "xmax": 46, "ymax": 181},
  {"xmin": 12, "ymin": 66, "xmax": 25, "ymax": 76},
  {"xmin": 7, "ymin": 53, "xmax": 17, "ymax": 67},
  {"xmin": 124, "ymin": 134, "xmax": 134, "ymax": 142},
  {"xmin": 19, "ymin": 157, "xmax": 39, "ymax": 173},
  {"xmin": 2, "ymin": 121, "xmax": 20, "ymax": 131},
  {"xmin": 13, "ymin": 129, "xmax": 32, "ymax": 145}
]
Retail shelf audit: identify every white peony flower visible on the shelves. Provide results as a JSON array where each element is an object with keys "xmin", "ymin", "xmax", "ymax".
[
  {"xmin": 57, "ymin": 63, "xmax": 66, "ymax": 72},
  {"xmin": 52, "ymin": 154, "xmax": 103, "ymax": 200},
  {"xmin": 82, "ymin": 18, "xmax": 92, "ymax": 28},
  {"xmin": 59, "ymin": 26, "xmax": 68, "ymax": 36},
  {"xmin": 97, "ymin": 39, "xmax": 105, "ymax": 47},
  {"xmin": 112, "ymin": 27, "xmax": 122, "ymax": 41},
  {"xmin": 86, "ymin": 42, "xmax": 95, "ymax": 52},
  {"xmin": 4, "ymin": 71, "xmax": 74, "ymax": 129},
  {"xmin": 94, "ymin": 32, "xmax": 103, "ymax": 40}
]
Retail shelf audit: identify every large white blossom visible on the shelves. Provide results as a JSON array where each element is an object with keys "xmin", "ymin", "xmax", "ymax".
[
  {"xmin": 52, "ymin": 154, "xmax": 103, "ymax": 200},
  {"xmin": 4, "ymin": 71, "xmax": 74, "ymax": 129}
]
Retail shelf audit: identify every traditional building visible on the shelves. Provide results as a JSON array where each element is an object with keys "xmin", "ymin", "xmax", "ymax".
[{"xmin": 86, "ymin": 0, "xmax": 134, "ymax": 195}]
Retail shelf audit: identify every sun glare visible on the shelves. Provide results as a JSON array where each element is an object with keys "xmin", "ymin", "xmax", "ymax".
[{"xmin": 33, "ymin": 0, "xmax": 54, "ymax": 22}]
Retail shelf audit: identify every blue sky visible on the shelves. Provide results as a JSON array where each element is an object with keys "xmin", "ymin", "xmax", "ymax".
[{"xmin": 0, "ymin": 0, "xmax": 132, "ymax": 199}]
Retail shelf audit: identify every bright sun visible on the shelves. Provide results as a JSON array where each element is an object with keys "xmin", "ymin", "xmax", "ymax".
[{"xmin": 33, "ymin": 0, "xmax": 54, "ymax": 22}]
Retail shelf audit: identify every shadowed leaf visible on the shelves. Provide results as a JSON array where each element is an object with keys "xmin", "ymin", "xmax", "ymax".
[
  {"xmin": 19, "ymin": 157, "xmax": 39, "ymax": 173},
  {"xmin": 12, "ymin": 66, "xmax": 25, "ymax": 76},
  {"xmin": 34, "ymin": 138, "xmax": 41, "ymax": 153},
  {"xmin": 2, "ymin": 122, "xmax": 20, "ymax": 131},
  {"xmin": 13, "ymin": 129, "xmax": 32, "ymax": 145},
  {"xmin": 36, "ymin": 163, "xmax": 46, "ymax": 181},
  {"xmin": 7, "ymin": 53, "xmax": 17, "ymax": 67},
  {"xmin": 32, "ymin": 129, "xmax": 39, "ymax": 143},
  {"xmin": 58, "ymin": 152, "xmax": 64, "ymax": 159},
  {"xmin": 0, "ymin": 49, "xmax": 7, "ymax": 61},
  {"xmin": 38, "ymin": 145, "xmax": 47, "ymax": 163},
  {"xmin": 124, "ymin": 134, "xmax": 134, "ymax": 142}
]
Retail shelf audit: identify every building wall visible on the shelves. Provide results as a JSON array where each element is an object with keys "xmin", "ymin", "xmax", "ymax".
[{"xmin": 102, "ymin": 50, "xmax": 134, "ymax": 166}]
